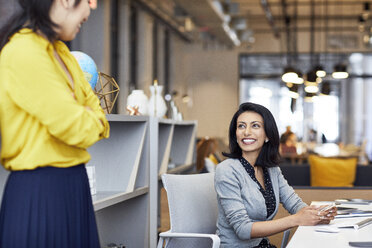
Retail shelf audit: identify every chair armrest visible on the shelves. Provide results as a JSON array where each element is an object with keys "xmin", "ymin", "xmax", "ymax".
[{"xmin": 159, "ymin": 231, "xmax": 220, "ymax": 248}]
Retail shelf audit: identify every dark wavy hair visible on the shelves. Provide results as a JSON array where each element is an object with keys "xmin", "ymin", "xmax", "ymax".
[
  {"xmin": 223, "ymin": 102, "xmax": 281, "ymax": 167},
  {"xmin": 0, "ymin": 0, "xmax": 82, "ymax": 51}
]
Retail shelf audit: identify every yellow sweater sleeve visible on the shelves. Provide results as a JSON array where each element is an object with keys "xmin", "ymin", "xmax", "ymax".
[{"xmin": 3, "ymin": 37, "xmax": 108, "ymax": 149}]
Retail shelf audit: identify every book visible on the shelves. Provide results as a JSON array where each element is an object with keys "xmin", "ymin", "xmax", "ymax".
[
  {"xmin": 315, "ymin": 218, "xmax": 372, "ymax": 233},
  {"xmin": 335, "ymin": 217, "xmax": 372, "ymax": 230},
  {"xmin": 335, "ymin": 199, "xmax": 372, "ymax": 205},
  {"xmin": 336, "ymin": 208, "xmax": 372, "ymax": 218}
]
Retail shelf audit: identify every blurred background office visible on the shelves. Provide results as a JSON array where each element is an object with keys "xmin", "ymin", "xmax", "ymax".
[{"xmin": 2, "ymin": 0, "xmax": 372, "ymax": 163}]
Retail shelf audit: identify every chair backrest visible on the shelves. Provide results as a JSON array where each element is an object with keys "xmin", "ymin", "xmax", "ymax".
[{"xmin": 161, "ymin": 172, "xmax": 218, "ymax": 234}]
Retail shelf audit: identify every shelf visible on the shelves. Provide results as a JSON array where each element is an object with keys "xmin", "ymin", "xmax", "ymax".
[
  {"xmin": 87, "ymin": 118, "xmax": 148, "ymax": 193},
  {"xmin": 106, "ymin": 114, "xmax": 149, "ymax": 122},
  {"xmin": 93, "ymin": 186, "xmax": 149, "ymax": 211},
  {"xmin": 170, "ymin": 123, "xmax": 197, "ymax": 165}
]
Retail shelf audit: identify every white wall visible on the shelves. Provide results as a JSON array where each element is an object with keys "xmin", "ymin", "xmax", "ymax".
[{"xmin": 171, "ymin": 39, "xmax": 239, "ymax": 141}]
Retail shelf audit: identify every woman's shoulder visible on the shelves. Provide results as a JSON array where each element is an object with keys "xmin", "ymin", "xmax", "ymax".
[
  {"xmin": 215, "ymin": 158, "xmax": 242, "ymax": 176},
  {"xmin": 2, "ymin": 29, "xmax": 49, "ymax": 62},
  {"xmin": 267, "ymin": 165, "xmax": 281, "ymax": 175}
]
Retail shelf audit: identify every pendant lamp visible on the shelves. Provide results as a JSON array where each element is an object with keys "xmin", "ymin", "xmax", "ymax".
[
  {"xmin": 332, "ymin": 63, "xmax": 349, "ymax": 79},
  {"xmin": 282, "ymin": 66, "xmax": 298, "ymax": 83},
  {"xmin": 314, "ymin": 65, "xmax": 326, "ymax": 77}
]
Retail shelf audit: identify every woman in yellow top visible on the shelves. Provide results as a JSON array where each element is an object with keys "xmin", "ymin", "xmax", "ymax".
[{"xmin": 0, "ymin": 0, "xmax": 109, "ymax": 247}]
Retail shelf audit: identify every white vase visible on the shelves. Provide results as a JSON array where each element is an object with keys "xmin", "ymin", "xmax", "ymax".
[
  {"xmin": 127, "ymin": 89, "xmax": 149, "ymax": 115},
  {"xmin": 148, "ymin": 85, "xmax": 167, "ymax": 117}
]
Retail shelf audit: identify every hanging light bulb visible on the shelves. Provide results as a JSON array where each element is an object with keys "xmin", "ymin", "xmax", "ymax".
[
  {"xmin": 306, "ymin": 70, "xmax": 317, "ymax": 83},
  {"xmin": 305, "ymin": 82, "xmax": 319, "ymax": 93},
  {"xmin": 305, "ymin": 70, "xmax": 319, "ymax": 93},
  {"xmin": 282, "ymin": 66, "xmax": 298, "ymax": 83},
  {"xmin": 304, "ymin": 92, "xmax": 317, "ymax": 102},
  {"xmin": 332, "ymin": 63, "xmax": 349, "ymax": 79},
  {"xmin": 362, "ymin": 2, "xmax": 370, "ymax": 21},
  {"xmin": 293, "ymin": 71, "xmax": 304, "ymax": 84},
  {"xmin": 359, "ymin": 15, "xmax": 366, "ymax": 32},
  {"xmin": 314, "ymin": 65, "xmax": 326, "ymax": 77},
  {"xmin": 287, "ymin": 84, "xmax": 299, "ymax": 99}
]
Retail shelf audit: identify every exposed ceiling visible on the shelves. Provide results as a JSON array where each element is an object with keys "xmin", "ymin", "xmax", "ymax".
[{"xmin": 156, "ymin": 0, "xmax": 372, "ymax": 49}]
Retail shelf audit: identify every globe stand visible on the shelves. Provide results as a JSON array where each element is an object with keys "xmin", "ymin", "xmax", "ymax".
[{"xmin": 94, "ymin": 72, "xmax": 120, "ymax": 114}]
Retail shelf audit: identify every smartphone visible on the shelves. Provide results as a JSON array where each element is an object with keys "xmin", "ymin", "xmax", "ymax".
[
  {"xmin": 318, "ymin": 204, "xmax": 335, "ymax": 213},
  {"xmin": 349, "ymin": 241, "xmax": 372, "ymax": 247}
]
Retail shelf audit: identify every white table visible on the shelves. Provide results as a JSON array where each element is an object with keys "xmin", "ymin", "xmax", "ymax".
[{"xmin": 287, "ymin": 203, "xmax": 372, "ymax": 248}]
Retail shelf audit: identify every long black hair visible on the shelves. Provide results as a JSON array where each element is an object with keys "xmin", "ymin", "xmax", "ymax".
[
  {"xmin": 0, "ymin": 0, "xmax": 82, "ymax": 51},
  {"xmin": 223, "ymin": 102, "xmax": 281, "ymax": 167}
]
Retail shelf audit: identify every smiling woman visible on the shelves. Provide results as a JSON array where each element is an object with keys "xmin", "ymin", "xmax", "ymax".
[
  {"xmin": 0, "ymin": 1, "xmax": 109, "ymax": 248},
  {"xmin": 214, "ymin": 102, "xmax": 337, "ymax": 248}
]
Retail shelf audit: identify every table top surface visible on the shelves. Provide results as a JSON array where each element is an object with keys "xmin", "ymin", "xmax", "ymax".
[{"xmin": 287, "ymin": 202, "xmax": 372, "ymax": 248}]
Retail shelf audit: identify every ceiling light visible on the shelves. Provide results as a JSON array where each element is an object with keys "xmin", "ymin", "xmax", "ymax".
[
  {"xmin": 304, "ymin": 92, "xmax": 317, "ymax": 102},
  {"xmin": 293, "ymin": 76, "xmax": 304, "ymax": 84},
  {"xmin": 332, "ymin": 63, "xmax": 349, "ymax": 79},
  {"xmin": 306, "ymin": 70, "xmax": 317, "ymax": 83},
  {"xmin": 292, "ymin": 71, "xmax": 304, "ymax": 84},
  {"xmin": 314, "ymin": 65, "xmax": 326, "ymax": 77},
  {"xmin": 359, "ymin": 15, "xmax": 366, "ymax": 32},
  {"xmin": 282, "ymin": 67, "xmax": 298, "ymax": 83},
  {"xmin": 288, "ymin": 91, "xmax": 299, "ymax": 99},
  {"xmin": 362, "ymin": 2, "xmax": 370, "ymax": 20},
  {"xmin": 320, "ymin": 81, "xmax": 331, "ymax": 95},
  {"xmin": 304, "ymin": 82, "xmax": 319, "ymax": 93},
  {"xmin": 287, "ymin": 84, "xmax": 299, "ymax": 99}
]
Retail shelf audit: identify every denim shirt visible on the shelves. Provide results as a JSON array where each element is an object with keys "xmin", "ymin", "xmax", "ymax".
[{"xmin": 214, "ymin": 158, "xmax": 307, "ymax": 248}]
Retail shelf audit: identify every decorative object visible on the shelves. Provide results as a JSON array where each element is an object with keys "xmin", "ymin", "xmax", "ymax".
[
  {"xmin": 169, "ymin": 101, "xmax": 178, "ymax": 120},
  {"xmin": 148, "ymin": 80, "xmax": 167, "ymax": 118},
  {"xmin": 70, "ymin": 51, "xmax": 99, "ymax": 89},
  {"xmin": 95, "ymin": 72, "xmax": 120, "ymax": 114},
  {"xmin": 126, "ymin": 106, "xmax": 140, "ymax": 116},
  {"xmin": 127, "ymin": 89, "xmax": 149, "ymax": 115}
]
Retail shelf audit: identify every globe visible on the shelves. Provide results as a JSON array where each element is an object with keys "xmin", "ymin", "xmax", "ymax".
[{"xmin": 71, "ymin": 51, "xmax": 99, "ymax": 89}]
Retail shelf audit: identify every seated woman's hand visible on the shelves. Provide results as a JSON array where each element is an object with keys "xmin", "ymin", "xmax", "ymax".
[
  {"xmin": 294, "ymin": 205, "xmax": 336, "ymax": 226},
  {"xmin": 317, "ymin": 206, "xmax": 337, "ymax": 224}
]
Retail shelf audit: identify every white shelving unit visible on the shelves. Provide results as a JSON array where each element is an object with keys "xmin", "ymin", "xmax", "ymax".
[
  {"xmin": 89, "ymin": 114, "xmax": 150, "ymax": 248},
  {"xmin": 149, "ymin": 118, "xmax": 197, "ymax": 247},
  {"xmin": 0, "ymin": 115, "xmax": 197, "ymax": 248}
]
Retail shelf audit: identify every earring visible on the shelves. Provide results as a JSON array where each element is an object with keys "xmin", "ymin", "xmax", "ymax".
[{"xmin": 265, "ymin": 138, "xmax": 269, "ymax": 143}]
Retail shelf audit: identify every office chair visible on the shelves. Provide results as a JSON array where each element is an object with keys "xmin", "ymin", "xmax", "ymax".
[
  {"xmin": 281, "ymin": 229, "xmax": 290, "ymax": 248},
  {"xmin": 157, "ymin": 173, "xmax": 220, "ymax": 248}
]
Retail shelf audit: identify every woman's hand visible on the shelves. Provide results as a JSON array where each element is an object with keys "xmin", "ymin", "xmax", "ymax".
[
  {"xmin": 294, "ymin": 205, "xmax": 337, "ymax": 226},
  {"xmin": 317, "ymin": 206, "xmax": 337, "ymax": 224}
]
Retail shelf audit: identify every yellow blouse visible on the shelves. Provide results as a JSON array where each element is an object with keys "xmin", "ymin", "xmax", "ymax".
[{"xmin": 0, "ymin": 28, "xmax": 110, "ymax": 171}]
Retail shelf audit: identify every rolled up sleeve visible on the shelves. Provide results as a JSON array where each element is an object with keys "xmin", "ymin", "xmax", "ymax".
[{"xmin": 277, "ymin": 167, "xmax": 307, "ymax": 214}]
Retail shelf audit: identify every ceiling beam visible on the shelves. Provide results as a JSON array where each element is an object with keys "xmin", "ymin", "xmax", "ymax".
[
  {"xmin": 260, "ymin": 0, "xmax": 281, "ymax": 38},
  {"xmin": 235, "ymin": 15, "xmax": 364, "ymax": 21},
  {"xmin": 268, "ymin": 0, "xmax": 372, "ymax": 6},
  {"xmin": 253, "ymin": 26, "xmax": 362, "ymax": 33}
]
